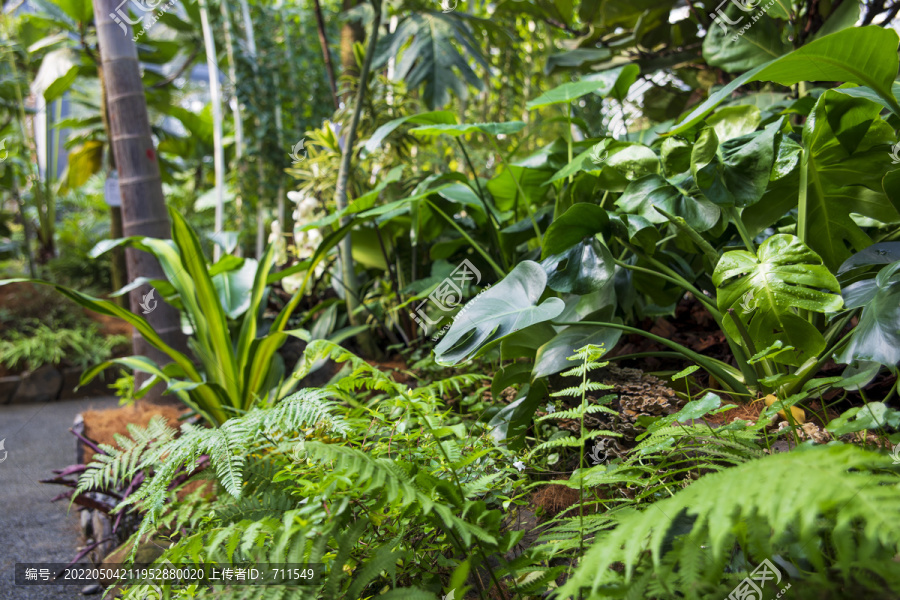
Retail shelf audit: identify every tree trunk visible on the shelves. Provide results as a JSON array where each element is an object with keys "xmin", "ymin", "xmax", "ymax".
[
  {"xmin": 339, "ymin": 0, "xmax": 366, "ymax": 85},
  {"xmin": 92, "ymin": 0, "xmax": 186, "ymax": 402},
  {"xmin": 334, "ymin": 0, "xmax": 382, "ymax": 356},
  {"xmin": 238, "ymin": 0, "xmax": 269, "ymax": 259},
  {"xmin": 313, "ymin": 0, "xmax": 340, "ymax": 109}
]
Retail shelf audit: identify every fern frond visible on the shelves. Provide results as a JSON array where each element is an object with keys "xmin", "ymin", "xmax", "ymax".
[
  {"xmin": 536, "ymin": 403, "xmax": 617, "ymax": 422},
  {"xmin": 528, "ymin": 430, "xmax": 621, "ymax": 457},
  {"xmin": 558, "ymin": 445, "xmax": 900, "ymax": 598}
]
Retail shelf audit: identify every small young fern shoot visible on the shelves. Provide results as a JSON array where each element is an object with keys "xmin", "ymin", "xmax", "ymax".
[{"xmin": 551, "ymin": 344, "xmax": 618, "ymax": 556}]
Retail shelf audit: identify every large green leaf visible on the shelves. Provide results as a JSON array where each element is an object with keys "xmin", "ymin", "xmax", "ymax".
[
  {"xmin": 705, "ymin": 105, "xmax": 761, "ymax": 142},
  {"xmin": 373, "ymin": 13, "xmax": 491, "ymax": 109},
  {"xmin": 691, "ymin": 120, "xmax": 779, "ymax": 208},
  {"xmin": 525, "ymin": 64, "xmax": 639, "ymax": 110},
  {"xmin": 669, "ymin": 26, "xmax": 900, "ymax": 135},
  {"xmin": 434, "ymin": 261, "xmax": 565, "ymax": 365},
  {"xmin": 615, "ymin": 174, "xmax": 720, "ymax": 232},
  {"xmin": 713, "ymin": 234, "xmax": 843, "ymax": 365},
  {"xmin": 702, "ymin": 2, "xmax": 791, "ymax": 73},
  {"xmin": 799, "ymin": 91, "xmax": 900, "ymax": 270},
  {"xmin": 486, "ymin": 166, "xmax": 551, "ymax": 211},
  {"xmin": 541, "ymin": 238, "xmax": 615, "ymax": 295},
  {"xmin": 50, "ymin": 0, "xmax": 93, "ymax": 22},
  {"xmin": 541, "ymin": 203, "xmax": 608, "ymax": 258},
  {"xmin": 836, "ymin": 260, "xmax": 900, "ymax": 367},
  {"xmin": 212, "ymin": 258, "xmax": 258, "ymax": 320},
  {"xmin": 532, "ymin": 322, "xmax": 622, "ymax": 379}
]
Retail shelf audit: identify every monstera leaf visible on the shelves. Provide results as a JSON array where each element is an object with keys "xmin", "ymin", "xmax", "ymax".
[
  {"xmin": 836, "ymin": 259, "xmax": 900, "ymax": 367},
  {"xmin": 434, "ymin": 261, "xmax": 565, "ymax": 365},
  {"xmin": 373, "ymin": 13, "xmax": 490, "ymax": 109},
  {"xmin": 713, "ymin": 234, "xmax": 843, "ymax": 366}
]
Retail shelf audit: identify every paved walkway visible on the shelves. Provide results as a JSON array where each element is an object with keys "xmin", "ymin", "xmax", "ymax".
[{"xmin": 0, "ymin": 397, "xmax": 118, "ymax": 599}]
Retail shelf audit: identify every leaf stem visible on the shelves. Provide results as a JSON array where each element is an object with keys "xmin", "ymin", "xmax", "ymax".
[
  {"xmin": 457, "ymin": 138, "xmax": 508, "ymax": 271},
  {"xmin": 553, "ymin": 320, "xmax": 749, "ymax": 395},
  {"xmin": 488, "ymin": 137, "xmax": 543, "ymax": 244},
  {"xmin": 727, "ymin": 206, "xmax": 755, "ymax": 254},
  {"xmin": 426, "ymin": 199, "xmax": 506, "ymax": 277}
]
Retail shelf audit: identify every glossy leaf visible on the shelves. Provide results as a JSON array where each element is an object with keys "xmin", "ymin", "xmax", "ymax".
[
  {"xmin": 434, "ymin": 261, "xmax": 565, "ymax": 365},
  {"xmin": 835, "ymin": 260, "xmax": 900, "ymax": 367},
  {"xmin": 532, "ymin": 322, "xmax": 622, "ymax": 379},
  {"xmin": 669, "ymin": 26, "xmax": 900, "ymax": 135},
  {"xmin": 541, "ymin": 203, "xmax": 609, "ymax": 258},
  {"xmin": 541, "ymin": 238, "xmax": 615, "ymax": 295},
  {"xmin": 714, "ymin": 234, "xmax": 843, "ymax": 365},
  {"xmin": 702, "ymin": 3, "xmax": 790, "ymax": 73},
  {"xmin": 616, "ymin": 174, "xmax": 720, "ymax": 232}
]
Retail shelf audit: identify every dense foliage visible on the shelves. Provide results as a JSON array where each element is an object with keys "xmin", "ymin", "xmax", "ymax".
[{"xmin": 3, "ymin": 0, "xmax": 900, "ymax": 598}]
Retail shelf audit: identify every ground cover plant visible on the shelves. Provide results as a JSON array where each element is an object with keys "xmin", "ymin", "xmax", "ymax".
[{"xmin": 2, "ymin": 0, "xmax": 900, "ymax": 598}]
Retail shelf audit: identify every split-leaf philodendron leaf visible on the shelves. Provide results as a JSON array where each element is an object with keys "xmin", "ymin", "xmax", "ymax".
[{"xmin": 713, "ymin": 234, "xmax": 843, "ymax": 366}]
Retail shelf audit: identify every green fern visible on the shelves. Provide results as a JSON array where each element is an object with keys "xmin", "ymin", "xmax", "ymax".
[{"xmin": 557, "ymin": 444, "xmax": 900, "ymax": 598}]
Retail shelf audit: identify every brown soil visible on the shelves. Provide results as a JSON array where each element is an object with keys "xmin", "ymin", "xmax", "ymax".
[
  {"xmin": 86, "ymin": 311, "xmax": 133, "ymax": 338},
  {"xmin": 532, "ymin": 480, "xmax": 581, "ymax": 518},
  {"xmin": 81, "ymin": 403, "xmax": 186, "ymax": 462}
]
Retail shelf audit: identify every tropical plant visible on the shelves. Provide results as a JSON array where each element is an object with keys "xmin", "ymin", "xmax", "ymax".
[{"xmin": 0, "ymin": 210, "xmax": 360, "ymax": 424}]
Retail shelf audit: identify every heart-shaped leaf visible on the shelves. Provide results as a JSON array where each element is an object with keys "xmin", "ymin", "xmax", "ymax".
[
  {"xmin": 541, "ymin": 203, "xmax": 609, "ymax": 259},
  {"xmin": 532, "ymin": 322, "xmax": 622, "ymax": 380},
  {"xmin": 541, "ymin": 238, "xmax": 615, "ymax": 295},
  {"xmin": 616, "ymin": 174, "xmax": 720, "ymax": 232},
  {"xmin": 434, "ymin": 261, "xmax": 565, "ymax": 365}
]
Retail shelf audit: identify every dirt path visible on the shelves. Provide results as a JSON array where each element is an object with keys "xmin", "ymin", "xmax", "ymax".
[{"xmin": 0, "ymin": 397, "xmax": 118, "ymax": 599}]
